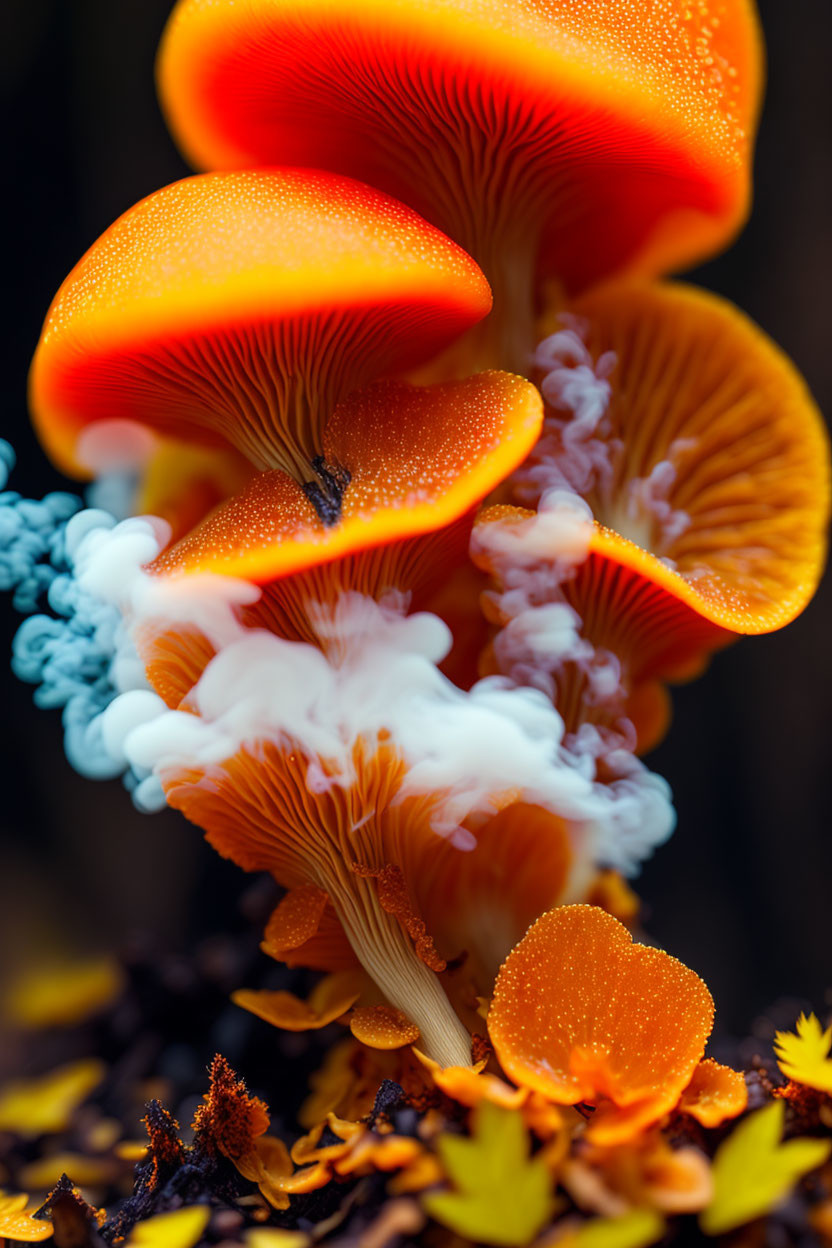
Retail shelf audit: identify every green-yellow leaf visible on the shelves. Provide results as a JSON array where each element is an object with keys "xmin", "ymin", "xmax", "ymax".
[
  {"xmin": 423, "ymin": 1101, "xmax": 552, "ymax": 1247},
  {"xmin": 774, "ymin": 1013, "xmax": 832, "ymax": 1094},
  {"xmin": 128, "ymin": 1206, "xmax": 212, "ymax": 1248},
  {"xmin": 574, "ymin": 1208, "xmax": 665, "ymax": 1248},
  {"xmin": 700, "ymin": 1101, "xmax": 831, "ymax": 1236}
]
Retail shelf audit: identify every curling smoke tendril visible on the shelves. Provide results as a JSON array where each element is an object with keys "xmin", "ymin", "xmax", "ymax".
[{"xmin": 1, "ymin": 437, "xmax": 674, "ymax": 870}]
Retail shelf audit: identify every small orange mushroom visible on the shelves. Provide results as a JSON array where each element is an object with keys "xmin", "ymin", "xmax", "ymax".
[
  {"xmin": 475, "ymin": 282, "xmax": 831, "ymax": 750},
  {"xmin": 158, "ymin": 0, "xmax": 762, "ymax": 370},
  {"xmin": 141, "ymin": 370, "xmax": 542, "ymax": 705},
  {"xmin": 677, "ymin": 1058, "xmax": 748, "ymax": 1127},
  {"xmin": 488, "ymin": 905, "xmax": 715, "ymax": 1142},
  {"xmin": 29, "ymin": 169, "xmax": 491, "ymax": 482}
]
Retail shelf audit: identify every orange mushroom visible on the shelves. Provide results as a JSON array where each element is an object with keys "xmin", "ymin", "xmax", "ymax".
[
  {"xmin": 116, "ymin": 368, "xmax": 559, "ymax": 1067},
  {"xmin": 412, "ymin": 803, "xmax": 594, "ymax": 1023},
  {"xmin": 488, "ymin": 905, "xmax": 716, "ymax": 1143},
  {"xmin": 249, "ymin": 800, "xmax": 597, "ymax": 1040},
  {"xmin": 158, "ymin": 0, "xmax": 762, "ymax": 371},
  {"xmin": 140, "ymin": 370, "xmax": 542, "ymax": 705},
  {"xmin": 137, "ymin": 439, "xmax": 254, "ymax": 546},
  {"xmin": 163, "ymin": 743, "xmax": 477, "ymax": 1067},
  {"xmin": 474, "ymin": 282, "xmax": 830, "ymax": 750},
  {"xmin": 29, "ymin": 169, "xmax": 491, "ymax": 482}
]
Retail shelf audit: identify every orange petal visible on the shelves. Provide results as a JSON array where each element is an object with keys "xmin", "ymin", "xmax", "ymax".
[
  {"xmin": 333, "ymin": 1132, "xmax": 423, "ymax": 1175},
  {"xmin": 232, "ymin": 970, "xmax": 365, "ymax": 1031},
  {"xmin": 290, "ymin": 1120, "xmax": 357, "ymax": 1167},
  {"xmin": 300, "ymin": 1040, "xmax": 433, "ymax": 1129},
  {"xmin": 677, "ymin": 1058, "xmax": 748, "ymax": 1128},
  {"xmin": 584, "ymin": 1095, "xmax": 674, "ymax": 1146},
  {"xmin": 414, "ymin": 1050, "xmax": 527, "ymax": 1111},
  {"xmin": 31, "ymin": 171, "xmax": 490, "ymax": 478},
  {"xmin": 489, "ymin": 906, "xmax": 714, "ymax": 1120},
  {"xmin": 262, "ymin": 890, "xmax": 359, "ymax": 973},
  {"xmin": 350, "ymin": 1006, "xmax": 420, "ymax": 1050},
  {"xmin": 575, "ymin": 1134, "xmax": 713, "ymax": 1216},
  {"xmin": 236, "ymin": 1134, "xmax": 293, "ymax": 1204}
]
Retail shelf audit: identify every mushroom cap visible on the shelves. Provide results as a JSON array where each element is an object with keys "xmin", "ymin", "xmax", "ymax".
[
  {"xmin": 142, "ymin": 372, "xmax": 542, "ymax": 706},
  {"xmin": 488, "ymin": 905, "xmax": 714, "ymax": 1128},
  {"xmin": 152, "ymin": 372, "xmax": 542, "ymax": 584},
  {"xmin": 158, "ymin": 0, "xmax": 763, "ymax": 291},
  {"xmin": 413, "ymin": 802, "xmax": 588, "ymax": 1012},
  {"xmin": 138, "ymin": 440, "xmax": 255, "ymax": 546},
  {"xmin": 477, "ymin": 281, "xmax": 830, "ymax": 745},
  {"xmin": 29, "ymin": 169, "xmax": 492, "ymax": 478},
  {"xmin": 565, "ymin": 281, "xmax": 830, "ymax": 638}
]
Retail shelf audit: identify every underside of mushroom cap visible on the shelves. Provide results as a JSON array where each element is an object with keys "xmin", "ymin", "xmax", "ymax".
[
  {"xmin": 164, "ymin": 741, "xmax": 476, "ymax": 1068},
  {"xmin": 29, "ymin": 169, "xmax": 492, "ymax": 480},
  {"xmin": 141, "ymin": 372, "xmax": 542, "ymax": 705},
  {"xmin": 475, "ymin": 279, "xmax": 829, "ymax": 748},
  {"xmin": 158, "ymin": 0, "xmax": 762, "ymax": 296},
  {"xmin": 562, "ymin": 281, "xmax": 830, "ymax": 636},
  {"xmin": 150, "ymin": 372, "xmax": 541, "ymax": 583}
]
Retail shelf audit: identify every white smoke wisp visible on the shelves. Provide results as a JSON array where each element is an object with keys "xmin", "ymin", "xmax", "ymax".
[
  {"xmin": 515, "ymin": 321, "xmax": 620, "ymax": 506},
  {"xmin": 42, "ymin": 511, "xmax": 670, "ymax": 872},
  {"xmin": 472, "ymin": 486, "xmax": 630, "ymax": 747},
  {"xmin": 77, "ymin": 420, "xmax": 159, "ymax": 521},
  {"xmin": 108, "ymin": 586, "xmax": 673, "ymax": 870},
  {"xmin": 5, "ymin": 485, "xmax": 673, "ymax": 872},
  {"xmin": 518, "ymin": 320, "xmax": 691, "ymax": 557}
]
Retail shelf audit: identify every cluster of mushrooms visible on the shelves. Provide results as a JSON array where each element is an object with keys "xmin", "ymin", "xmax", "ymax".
[{"xmin": 9, "ymin": 0, "xmax": 832, "ymax": 1239}]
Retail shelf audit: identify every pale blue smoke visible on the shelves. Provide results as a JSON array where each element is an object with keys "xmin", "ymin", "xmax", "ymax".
[
  {"xmin": 0, "ymin": 440, "xmax": 82, "ymax": 614},
  {"xmin": 1, "ymin": 440, "xmax": 153, "ymax": 788}
]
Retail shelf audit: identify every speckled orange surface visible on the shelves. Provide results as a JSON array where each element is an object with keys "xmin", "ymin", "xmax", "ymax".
[
  {"xmin": 29, "ymin": 170, "xmax": 491, "ymax": 477},
  {"xmin": 158, "ymin": 0, "xmax": 762, "ymax": 291}
]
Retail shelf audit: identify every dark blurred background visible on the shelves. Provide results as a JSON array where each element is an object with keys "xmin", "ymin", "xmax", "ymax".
[{"xmin": 1, "ymin": 0, "xmax": 830, "ymax": 1036}]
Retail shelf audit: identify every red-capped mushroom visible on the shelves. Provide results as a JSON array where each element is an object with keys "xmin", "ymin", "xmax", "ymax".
[
  {"xmin": 29, "ymin": 169, "xmax": 491, "ymax": 485},
  {"xmin": 158, "ymin": 0, "xmax": 762, "ymax": 370}
]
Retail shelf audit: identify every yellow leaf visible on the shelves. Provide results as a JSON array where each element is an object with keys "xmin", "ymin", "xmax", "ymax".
[
  {"xmin": 6, "ymin": 958, "xmax": 124, "ymax": 1029},
  {"xmin": 0, "ymin": 1190, "xmax": 54, "ymax": 1242},
  {"xmin": 422, "ymin": 1101, "xmax": 552, "ymax": 1247},
  {"xmin": 700, "ymin": 1101, "xmax": 832, "ymax": 1236},
  {"xmin": 0, "ymin": 1060, "xmax": 105, "ymax": 1137},
  {"xmin": 774, "ymin": 1013, "xmax": 832, "ymax": 1094},
  {"xmin": 246, "ymin": 1231, "xmax": 310, "ymax": 1248},
  {"xmin": 574, "ymin": 1209, "xmax": 666, "ymax": 1248},
  {"xmin": 128, "ymin": 1206, "xmax": 212, "ymax": 1248}
]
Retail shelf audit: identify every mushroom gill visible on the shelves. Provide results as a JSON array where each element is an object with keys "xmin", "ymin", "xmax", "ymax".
[
  {"xmin": 474, "ymin": 281, "xmax": 830, "ymax": 750},
  {"xmin": 29, "ymin": 169, "xmax": 491, "ymax": 483},
  {"xmin": 140, "ymin": 371, "xmax": 543, "ymax": 706},
  {"xmin": 158, "ymin": 0, "xmax": 762, "ymax": 371},
  {"xmin": 163, "ymin": 741, "xmax": 475, "ymax": 1068}
]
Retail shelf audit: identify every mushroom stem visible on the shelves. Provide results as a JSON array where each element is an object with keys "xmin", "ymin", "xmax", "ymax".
[
  {"xmin": 407, "ymin": 226, "xmax": 538, "ymax": 379},
  {"xmin": 164, "ymin": 743, "xmax": 477, "ymax": 1070},
  {"xmin": 324, "ymin": 862, "xmax": 474, "ymax": 1068}
]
